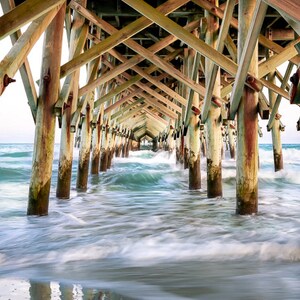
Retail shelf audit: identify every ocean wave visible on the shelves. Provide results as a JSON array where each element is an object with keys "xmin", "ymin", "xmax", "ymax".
[
  {"xmin": 0, "ymin": 151, "xmax": 32, "ymax": 158},
  {"xmin": 119, "ymin": 239, "xmax": 300, "ymax": 264},
  {"xmin": 28, "ymin": 239, "xmax": 300, "ymax": 265}
]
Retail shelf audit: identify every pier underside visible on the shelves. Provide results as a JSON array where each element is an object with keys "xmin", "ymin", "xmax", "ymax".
[{"xmin": 0, "ymin": 0, "xmax": 299, "ymax": 215}]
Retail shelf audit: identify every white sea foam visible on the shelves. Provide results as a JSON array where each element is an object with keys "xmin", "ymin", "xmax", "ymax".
[{"xmin": 119, "ymin": 239, "xmax": 300, "ymax": 264}]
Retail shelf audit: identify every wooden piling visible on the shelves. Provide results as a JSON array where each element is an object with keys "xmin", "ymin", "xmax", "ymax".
[
  {"xmin": 90, "ymin": 105, "xmax": 103, "ymax": 174},
  {"xmin": 27, "ymin": 3, "xmax": 65, "ymax": 215},
  {"xmin": 56, "ymin": 1, "xmax": 87, "ymax": 198},
  {"xmin": 267, "ymin": 50, "xmax": 283, "ymax": 171},
  {"xmin": 227, "ymin": 121, "xmax": 236, "ymax": 159},
  {"xmin": 106, "ymin": 126, "xmax": 114, "ymax": 169},
  {"xmin": 168, "ymin": 122, "xmax": 175, "ymax": 155},
  {"xmin": 76, "ymin": 43, "xmax": 100, "ymax": 188},
  {"xmin": 100, "ymin": 122, "xmax": 109, "ymax": 171},
  {"xmin": 125, "ymin": 131, "xmax": 131, "ymax": 157},
  {"xmin": 76, "ymin": 102, "xmax": 92, "ymax": 190},
  {"xmin": 187, "ymin": 46, "xmax": 201, "ymax": 190},
  {"xmin": 114, "ymin": 125, "xmax": 123, "ymax": 157},
  {"xmin": 205, "ymin": 3, "xmax": 222, "ymax": 198},
  {"xmin": 236, "ymin": 0, "xmax": 259, "ymax": 215}
]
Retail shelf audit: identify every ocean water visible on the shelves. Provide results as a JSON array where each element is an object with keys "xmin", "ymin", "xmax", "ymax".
[{"xmin": 0, "ymin": 143, "xmax": 300, "ymax": 300}]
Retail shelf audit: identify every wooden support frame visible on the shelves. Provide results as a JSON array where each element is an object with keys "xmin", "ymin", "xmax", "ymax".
[
  {"xmin": 1, "ymin": 0, "xmax": 38, "ymax": 121},
  {"xmin": 123, "ymin": 0, "xmax": 238, "ymax": 76},
  {"xmin": 193, "ymin": 0, "xmax": 300, "ymax": 66},
  {"xmin": 184, "ymin": 52, "xmax": 201, "ymax": 127},
  {"xmin": 111, "ymin": 98, "xmax": 145, "ymax": 120},
  {"xmin": 0, "ymin": 0, "xmax": 65, "ymax": 40},
  {"xmin": 102, "ymin": 55, "xmax": 183, "ymax": 114},
  {"xmin": 116, "ymin": 103, "xmax": 147, "ymax": 123},
  {"xmin": 0, "ymin": 7, "xmax": 63, "ymax": 95},
  {"xmin": 123, "ymin": 0, "xmax": 288, "ymax": 104},
  {"xmin": 267, "ymin": 62, "xmax": 294, "ymax": 130},
  {"xmin": 61, "ymin": 0, "xmax": 190, "ymax": 78},
  {"xmin": 201, "ymin": 0, "xmax": 236, "ymax": 123},
  {"xmin": 263, "ymin": 0, "xmax": 300, "ymax": 23},
  {"xmin": 71, "ymin": 3, "xmax": 192, "ymax": 105},
  {"xmin": 229, "ymin": 0, "xmax": 268, "ymax": 119},
  {"xmin": 55, "ymin": 24, "xmax": 89, "ymax": 116},
  {"xmin": 258, "ymin": 92, "xmax": 270, "ymax": 120}
]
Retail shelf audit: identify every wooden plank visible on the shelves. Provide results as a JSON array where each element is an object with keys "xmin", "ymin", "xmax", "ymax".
[
  {"xmin": 1, "ymin": 0, "xmax": 37, "ymax": 121},
  {"xmin": 55, "ymin": 24, "xmax": 88, "ymax": 115},
  {"xmin": 0, "ymin": 0, "xmax": 65, "ymax": 40},
  {"xmin": 73, "ymin": 6, "xmax": 188, "ymax": 106},
  {"xmin": 258, "ymin": 38, "xmax": 300, "ymax": 78},
  {"xmin": 73, "ymin": 3, "xmax": 205, "ymax": 100},
  {"xmin": 122, "ymin": 0, "xmax": 237, "ymax": 75},
  {"xmin": 74, "ymin": 7, "xmax": 199, "ymax": 97},
  {"xmin": 263, "ymin": 0, "xmax": 300, "ymax": 22},
  {"xmin": 184, "ymin": 52, "xmax": 201, "ymax": 127},
  {"xmin": 61, "ymin": 0, "xmax": 190, "ymax": 78},
  {"xmin": 224, "ymin": 35, "xmax": 237, "ymax": 63},
  {"xmin": 109, "ymin": 48, "xmax": 187, "ymax": 106},
  {"xmin": 229, "ymin": 0, "xmax": 268, "ymax": 119},
  {"xmin": 111, "ymin": 98, "xmax": 145, "ymax": 120},
  {"xmin": 267, "ymin": 62, "xmax": 294, "ymax": 130},
  {"xmin": 143, "ymin": 108, "xmax": 169, "ymax": 126},
  {"xmin": 117, "ymin": 103, "xmax": 147, "ymax": 123},
  {"xmin": 140, "ymin": 92, "xmax": 178, "ymax": 119},
  {"xmin": 193, "ymin": 0, "xmax": 300, "ymax": 66},
  {"xmin": 105, "ymin": 89, "xmax": 142, "ymax": 115},
  {"xmin": 0, "ymin": 7, "xmax": 62, "ymax": 95},
  {"xmin": 258, "ymin": 92, "xmax": 270, "ymax": 120},
  {"xmin": 201, "ymin": 0, "xmax": 236, "ymax": 123},
  {"xmin": 94, "ymin": 76, "xmax": 140, "ymax": 108},
  {"xmin": 96, "ymin": 52, "xmax": 183, "ymax": 114}
]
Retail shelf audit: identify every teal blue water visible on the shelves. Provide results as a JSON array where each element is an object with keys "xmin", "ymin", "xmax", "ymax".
[{"xmin": 0, "ymin": 144, "xmax": 300, "ymax": 299}]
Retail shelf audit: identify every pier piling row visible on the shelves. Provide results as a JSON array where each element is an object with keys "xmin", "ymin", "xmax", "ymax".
[{"xmin": 0, "ymin": 0, "xmax": 299, "ymax": 215}]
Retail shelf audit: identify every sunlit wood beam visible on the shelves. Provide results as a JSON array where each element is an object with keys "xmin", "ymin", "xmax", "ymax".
[
  {"xmin": 0, "ymin": 0, "xmax": 65, "ymax": 40},
  {"xmin": 61, "ymin": 0, "xmax": 190, "ymax": 78}
]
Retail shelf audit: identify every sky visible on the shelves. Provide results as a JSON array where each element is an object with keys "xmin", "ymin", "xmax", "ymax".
[{"xmin": 0, "ymin": 8, "xmax": 299, "ymax": 144}]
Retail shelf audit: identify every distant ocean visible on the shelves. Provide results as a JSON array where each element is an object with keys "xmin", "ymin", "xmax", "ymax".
[{"xmin": 0, "ymin": 143, "xmax": 300, "ymax": 299}]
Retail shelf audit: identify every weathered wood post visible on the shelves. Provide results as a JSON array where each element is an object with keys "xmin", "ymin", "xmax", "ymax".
[
  {"xmin": 100, "ymin": 120, "xmax": 109, "ymax": 171},
  {"xmin": 76, "ymin": 46, "xmax": 100, "ymax": 188},
  {"xmin": 115, "ymin": 124, "xmax": 123, "ymax": 157},
  {"xmin": 90, "ymin": 51, "xmax": 105, "ymax": 174},
  {"xmin": 27, "ymin": 3, "xmax": 65, "ymax": 215},
  {"xmin": 228, "ymin": 121, "xmax": 236, "ymax": 159},
  {"xmin": 125, "ymin": 130, "xmax": 132, "ymax": 157},
  {"xmin": 76, "ymin": 101, "xmax": 92, "ymax": 190},
  {"xmin": 205, "ymin": 4, "xmax": 222, "ymax": 197},
  {"xmin": 187, "ymin": 45, "xmax": 201, "ymax": 190},
  {"xmin": 200, "ymin": 128, "xmax": 206, "ymax": 157},
  {"xmin": 56, "ymin": 0, "xmax": 87, "ymax": 198},
  {"xmin": 121, "ymin": 128, "xmax": 127, "ymax": 157},
  {"xmin": 168, "ymin": 122, "xmax": 175, "ymax": 155},
  {"xmin": 90, "ymin": 103, "xmax": 103, "ymax": 174},
  {"xmin": 184, "ymin": 127, "xmax": 189, "ymax": 169},
  {"xmin": 175, "ymin": 128, "xmax": 180, "ymax": 163},
  {"xmin": 107, "ymin": 122, "xmax": 116, "ymax": 169},
  {"xmin": 235, "ymin": 0, "xmax": 261, "ymax": 214},
  {"xmin": 152, "ymin": 136, "xmax": 158, "ymax": 152},
  {"xmin": 266, "ymin": 34, "xmax": 283, "ymax": 171}
]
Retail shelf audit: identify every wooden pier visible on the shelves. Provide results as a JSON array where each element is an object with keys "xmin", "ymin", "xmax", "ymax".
[{"xmin": 0, "ymin": 0, "xmax": 299, "ymax": 215}]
